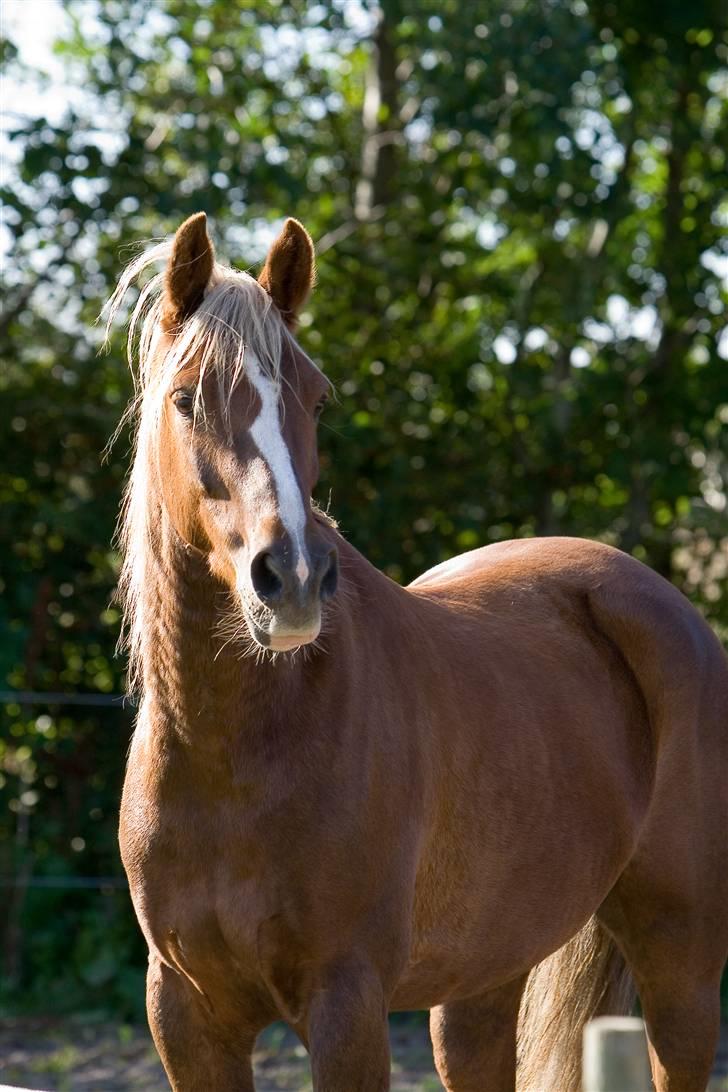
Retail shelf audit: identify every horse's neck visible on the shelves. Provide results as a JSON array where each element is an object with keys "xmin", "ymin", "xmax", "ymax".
[
  {"xmin": 133, "ymin": 502, "xmax": 392, "ymax": 754},
  {"xmin": 137, "ymin": 507, "xmax": 283, "ymax": 743}
]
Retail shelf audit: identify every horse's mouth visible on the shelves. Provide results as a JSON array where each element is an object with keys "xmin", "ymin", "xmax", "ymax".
[
  {"xmin": 268, "ymin": 630, "xmax": 319, "ymax": 652},
  {"xmin": 246, "ymin": 613, "xmax": 320, "ymax": 653}
]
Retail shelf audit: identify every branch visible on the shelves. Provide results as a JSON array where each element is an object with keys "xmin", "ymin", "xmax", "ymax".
[{"xmin": 355, "ymin": 4, "xmax": 401, "ymax": 221}]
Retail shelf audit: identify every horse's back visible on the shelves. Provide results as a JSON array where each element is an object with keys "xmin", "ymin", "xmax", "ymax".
[
  {"xmin": 412, "ymin": 534, "xmax": 690, "ymax": 610},
  {"xmin": 410, "ymin": 535, "xmax": 727, "ymax": 701}
]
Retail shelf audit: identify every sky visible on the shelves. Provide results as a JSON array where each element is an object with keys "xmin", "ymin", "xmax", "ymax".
[
  {"xmin": 4, "ymin": 0, "xmax": 67, "ymax": 61},
  {"xmin": 3, "ymin": 0, "xmax": 70, "ymax": 121},
  {"xmin": 1, "ymin": 0, "xmax": 74, "ymax": 263}
]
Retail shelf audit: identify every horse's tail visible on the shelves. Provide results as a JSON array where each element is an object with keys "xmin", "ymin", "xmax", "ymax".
[{"xmin": 516, "ymin": 917, "xmax": 635, "ymax": 1092}]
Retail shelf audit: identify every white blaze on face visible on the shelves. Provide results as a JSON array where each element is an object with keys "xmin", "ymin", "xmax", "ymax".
[{"xmin": 246, "ymin": 351, "xmax": 310, "ymax": 584}]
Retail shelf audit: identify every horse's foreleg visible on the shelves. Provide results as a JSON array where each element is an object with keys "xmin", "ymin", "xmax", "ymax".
[
  {"xmin": 307, "ymin": 959, "xmax": 391, "ymax": 1091},
  {"xmin": 146, "ymin": 954, "xmax": 256, "ymax": 1091},
  {"xmin": 429, "ymin": 974, "xmax": 527, "ymax": 1092}
]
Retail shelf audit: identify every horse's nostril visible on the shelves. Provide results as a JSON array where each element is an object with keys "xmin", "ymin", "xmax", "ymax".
[
  {"xmin": 250, "ymin": 550, "xmax": 284, "ymax": 603},
  {"xmin": 320, "ymin": 550, "xmax": 339, "ymax": 600}
]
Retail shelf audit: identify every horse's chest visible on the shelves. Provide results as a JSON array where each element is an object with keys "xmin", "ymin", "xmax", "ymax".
[
  {"xmin": 121, "ymin": 738, "xmax": 410, "ymax": 1020},
  {"xmin": 148, "ymin": 860, "xmax": 327, "ymax": 1025},
  {"xmin": 125, "ymin": 789, "xmax": 324, "ymax": 1019}
]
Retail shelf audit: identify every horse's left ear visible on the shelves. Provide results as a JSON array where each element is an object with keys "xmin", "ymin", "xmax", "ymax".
[
  {"xmin": 161, "ymin": 212, "xmax": 215, "ymax": 332},
  {"xmin": 258, "ymin": 218, "xmax": 315, "ymax": 326}
]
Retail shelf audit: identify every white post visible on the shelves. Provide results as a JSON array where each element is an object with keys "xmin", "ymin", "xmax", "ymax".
[{"xmin": 583, "ymin": 1016, "xmax": 652, "ymax": 1092}]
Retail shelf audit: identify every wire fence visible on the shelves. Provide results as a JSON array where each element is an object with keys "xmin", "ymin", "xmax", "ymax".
[
  {"xmin": 0, "ymin": 876, "xmax": 128, "ymax": 889},
  {"xmin": 1, "ymin": 689, "xmax": 133, "ymax": 893},
  {"xmin": 0, "ymin": 690, "xmax": 132, "ymax": 708}
]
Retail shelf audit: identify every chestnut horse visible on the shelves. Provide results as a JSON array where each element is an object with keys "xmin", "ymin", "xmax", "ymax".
[{"xmin": 110, "ymin": 213, "xmax": 728, "ymax": 1092}]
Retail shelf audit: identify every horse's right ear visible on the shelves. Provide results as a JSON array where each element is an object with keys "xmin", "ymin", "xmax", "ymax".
[{"xmin": 161, "ymin": 212, "xmax": 215, "ymax": 333}]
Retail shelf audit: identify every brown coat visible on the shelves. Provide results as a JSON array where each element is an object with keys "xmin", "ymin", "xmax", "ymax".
[{"xmin": 114, "ymin": 216, "xmax": 728, "ymax": 1092}]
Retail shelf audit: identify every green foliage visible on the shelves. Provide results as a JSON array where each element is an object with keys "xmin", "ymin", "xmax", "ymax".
[{"xmin": 1, "ymin": 0, "xmax": 726, "ymax": 1016}]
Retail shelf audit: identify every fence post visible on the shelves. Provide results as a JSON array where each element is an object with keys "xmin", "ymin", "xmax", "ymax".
[{"xmin": 583, "ymin": 1016, "xmax": 652, "ymax": 1092}]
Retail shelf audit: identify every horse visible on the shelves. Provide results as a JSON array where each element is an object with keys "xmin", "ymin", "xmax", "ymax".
[{"xmin": 109, "ymin": 212, "xmax": 728, "ymax": 1092}]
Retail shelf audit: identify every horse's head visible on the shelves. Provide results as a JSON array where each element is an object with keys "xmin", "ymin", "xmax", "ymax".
[{"xmin": 135, "ymin": 213, "xmax": 338, "ymax": 653}]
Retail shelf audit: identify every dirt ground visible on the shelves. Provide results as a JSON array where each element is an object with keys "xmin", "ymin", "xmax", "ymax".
[
  {"xmin": 0, "ymin": 1017, "xmax": 443, "ymax": 1092},
  {"xmin": 2, "ymin": 1017, "xmax": 727, "ymax": 1092}
]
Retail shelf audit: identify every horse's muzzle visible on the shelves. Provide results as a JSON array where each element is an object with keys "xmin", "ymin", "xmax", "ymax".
[{"xmin": 246, "ymin": 540, "xmax": 338, "ymax": 650}]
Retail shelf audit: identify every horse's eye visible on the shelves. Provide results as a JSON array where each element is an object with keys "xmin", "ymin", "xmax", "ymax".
[
  {"xmin": 172, "ymin": 388, "xmax": 195, "ymax": 417},
  {"xmin": 314, "ymin": 395, "xmax": 328, "ymax": 421}
]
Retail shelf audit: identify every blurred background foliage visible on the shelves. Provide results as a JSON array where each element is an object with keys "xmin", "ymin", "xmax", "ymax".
[{"xmin": 1, "ymin": 0, "xmax": 726, "ymax": 1019}]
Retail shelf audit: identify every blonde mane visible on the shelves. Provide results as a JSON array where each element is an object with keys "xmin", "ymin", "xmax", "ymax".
[{"xmin": 104, "ymin": 238, "xmax": 295, "ymax": 692}]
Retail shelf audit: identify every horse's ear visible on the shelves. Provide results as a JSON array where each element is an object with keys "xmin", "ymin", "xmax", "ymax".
[
  {"xmin": 161, "ymin": 212, "xmax": 215, "ymax": 332},
  {"xmin": 258, "ymin": 218, "xmax": 315, "ymax": 327}
]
